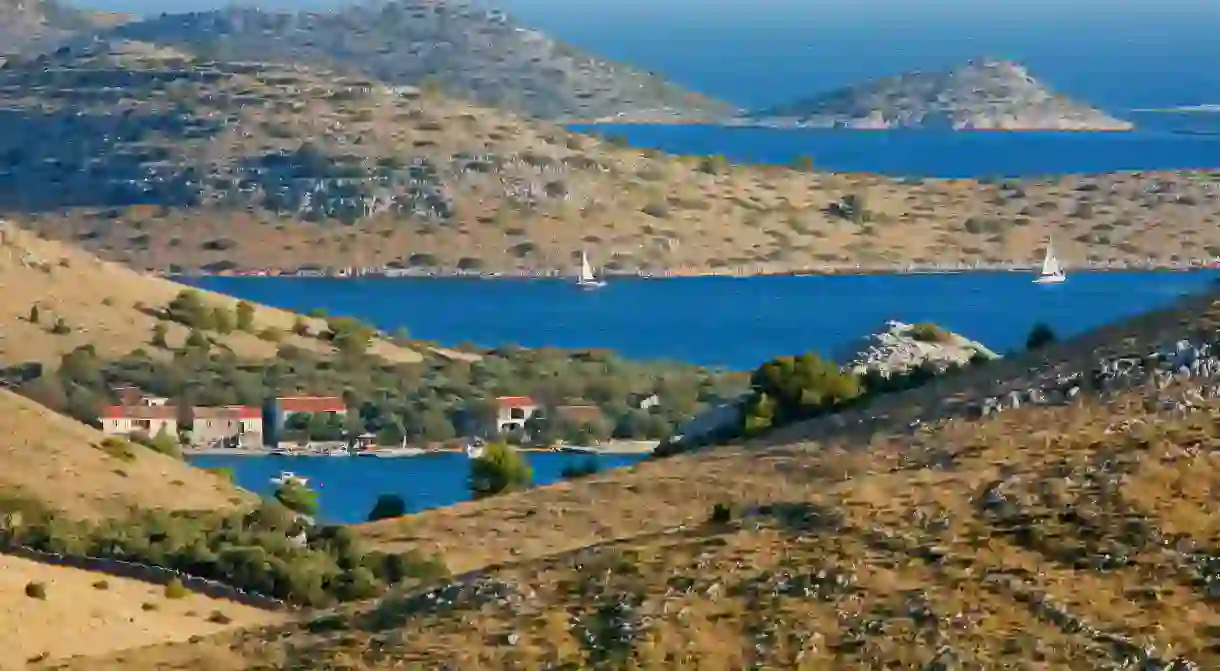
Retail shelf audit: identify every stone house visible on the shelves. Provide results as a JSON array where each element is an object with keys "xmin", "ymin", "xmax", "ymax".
[
  {"xmin": 483, "ymin": 395, "xmax": 540, "ymax": 436},
  {"xmin": 192, "ymin": 406, "xmax": 263, "ymax": 449},
  {"xmin": 265, "ymin": 395, "xmax": 348, "ymax": 445},
  {"xmin": 100, "ymin": 405, "xmax": 178, "ymax": 438}
]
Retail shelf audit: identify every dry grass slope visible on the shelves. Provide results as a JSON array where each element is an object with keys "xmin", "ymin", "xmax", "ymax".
[
  {"xmin": 51, "ymin": 290, "xmax": 1220, "ymax": 669},
  {"xmin": 58, "ymin": 390, "xmax": 1220, "ymax": 669},
  {"xmin": 0, "ymin": 553, "xmax": 276, "ymax": 669},
  {"xmin": 0, "ymin": 223, "xmax": 419, "ymax": 365},
  {"xmin": 3, "ymin": 42, "xmax": 1218, "ymax": 273},
  {"xmin": 0, "ymin": 388, "xmax": 250, "ymax": 520}
]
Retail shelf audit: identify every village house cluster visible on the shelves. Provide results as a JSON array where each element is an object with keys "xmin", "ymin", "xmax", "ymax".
[{"xmin": 100, "ymin": 387, "xmax": 347, "ymax": 449}]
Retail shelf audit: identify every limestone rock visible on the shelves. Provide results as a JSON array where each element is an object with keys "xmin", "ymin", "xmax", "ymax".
[{"xmin": 838, "ymin": 320, "xmax": 999, "ymax": 377}]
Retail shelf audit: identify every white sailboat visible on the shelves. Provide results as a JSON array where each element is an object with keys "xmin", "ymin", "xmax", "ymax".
[
  {"xmin": 1033, "ymin": 237, "xmax": 1067, "ymax": 284},
  {"xmin": 576, "ymin": 249, "xmax": 606, "ymax": 290}
]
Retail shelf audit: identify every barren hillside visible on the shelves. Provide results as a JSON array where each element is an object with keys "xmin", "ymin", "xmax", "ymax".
[
  {"xmin": 0, "ymin": 222, "xmax": 419, "ymax": 365},
  {"xmin": 0, "ymin": 553, "xmax": 275, "ymax": 669},
  {"xmin": 0, "ymin": 388, "xmax": 250, "ymax": 520},
  {"xmin": 1, "ymin": 41, "xmax": 1217, "ymax": 274}
]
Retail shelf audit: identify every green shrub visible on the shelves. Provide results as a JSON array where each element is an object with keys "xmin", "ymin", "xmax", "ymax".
[
  {"xmin": 1026, "ymin": 322, "xmax": 1057, "ymax": 350},
  {"xmin": 98, "ymin": 437, "xmax": 136, "ymax": 462},
  {"xmin": 274, "ymin": 482, "xmax": 319, "ymax": 516},
  {"xmin": 909, "ymin": 323, "xmax": 950, "ymax": 343},
  {"xmin": 0, "ymin": 493, "xmax": 447, "ymax": 608},
  {"xmin": 469, "ymin": 443, "xmax": 533, "ymax": 499},
  {"xmin": 235, "ymin": 301, "xmax": 256, "ymax": 332},
  {"xmin": 164, "ymin": 579, "xmax": 189, "ymax": 599},
  {"xmin": 366, "ymin": 494, "xmax": 407, "ymax": 522},
  {"xmin": 741, "ymin": 353, "xmax": 862, "ymax": 435},
  {"xmin": 207, "ymin": 467, "xmax": 236, "ymax": 483},
  {"xmin": 25, "ymin": 581, "xmax": 46, "ymax": 599}
]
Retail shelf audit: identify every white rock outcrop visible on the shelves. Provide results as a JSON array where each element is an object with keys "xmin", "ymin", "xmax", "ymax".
[{"xmin": 838, "ymin": 320, "xmax": 1000, "ymax": 377}]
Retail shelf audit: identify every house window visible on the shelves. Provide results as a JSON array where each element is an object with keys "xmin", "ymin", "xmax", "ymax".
[{"xmin": 509, "ymin": 408, "xmax": 526, "ymax": 420}]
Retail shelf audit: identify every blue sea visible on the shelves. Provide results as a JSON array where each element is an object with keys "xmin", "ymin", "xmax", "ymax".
[
  {"xmin": 187, "ymin": 271, "xmax": 1220, "ymax": 370},
  {"xmin": 191, "ymin": 451, "xmax": 646, "ymax": 524},
  {"xmin": 154, "ymin": 0, "xmax": 1220, "ymax": 523},
  {"xmin": 186, "ymin": 270, "xmax": 1220, "ymax": 522},
  {"xmin": 570, "ymin": 123, "xmax": 1220, "ymax": 178}
]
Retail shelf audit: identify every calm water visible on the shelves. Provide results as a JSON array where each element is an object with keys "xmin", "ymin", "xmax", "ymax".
[
  {"xmin": 190, "ymin": 452, "xmax": 646, "ymax": 524},
  {"xmin": 187, "ymin": 271, "xmax": 1220, "ymax": 520},
  {"xmin": 570, "ymin": 124, "xmax": 1220, "ymax": 178},
  {"xmin": 187, "ymin": 271, "xmax": 1220, "ymax": 370}
]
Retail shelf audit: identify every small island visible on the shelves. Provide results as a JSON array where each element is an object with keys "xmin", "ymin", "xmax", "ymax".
[{"xmin": 740, "ymin": 59, "xmax": 1133, "ymax": 131}]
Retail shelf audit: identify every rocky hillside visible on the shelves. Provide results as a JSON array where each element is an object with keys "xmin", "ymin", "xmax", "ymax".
[
  {"xmin": 60, "ymin": 289, "xmax": 1220, "ymax": 668},
  {"xmin": 747, "ymin": 59, "xmax": 1133, "ymax": 130},
  {"xmin": 93, "ymin": 1, "xmax": 734, "ymax": 122},
  {"xmin": 3, "ymin": 41, "xmax": 1219, "ymax": 273}
]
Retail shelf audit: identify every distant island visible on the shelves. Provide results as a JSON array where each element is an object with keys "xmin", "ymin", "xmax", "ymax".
[{"xmin": 740, "ymin": 59, "xmax": 1134, "ymax": 131}]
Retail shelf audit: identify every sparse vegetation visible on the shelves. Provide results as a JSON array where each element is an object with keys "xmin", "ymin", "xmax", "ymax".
[
  {"xmin": 24, "ymin": 581, "xmax": 46, "ymax": 599},
  {"xmin": 469, "ymin": 442, "xmax": 533, "ymax": 499},
  {"xmin": 910, "ymin": 322, "xmax": 950, "ymax": 343},
  {"xmin": 274, "ymin": 481, "xmax": 319, "ymax": 516},
  {"xmin": 0, "ymin": 495, "xmax": 447, "ymax": 607}
]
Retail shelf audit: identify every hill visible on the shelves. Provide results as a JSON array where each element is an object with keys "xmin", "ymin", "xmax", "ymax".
[
  {"xmin": 0, "ymin": 222, "xmax": 420, "ymax": 365},
  {"xmin": 0, "ymin": 553, "xmax": 274, "ymax": 668},
  {"xmin": 3, "ymin": 42, "xmax": 1219, "ymax": 275},
  {"xmin": 746, "ymin": 59, "xmax": 1134, "ymax": 131},
  {"xmin": 52, "ymin": 289, "xmax": 1220, "ymax": 668},
  {"xmin": 93, "ymin": 2, "xmax": 734, "ymax": 122},
  {"xmin": 0, "ymin": 387, "xmax": 250, "ymax": 520},
  {"xmin": 0, "ymin": 0, "xmax": 126, "ymax": 55}
]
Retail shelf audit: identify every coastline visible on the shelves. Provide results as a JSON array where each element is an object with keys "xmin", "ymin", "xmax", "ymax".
[
  {"xmin": 570, "ymin": 119, "xmax": 1137, "ymax": 132},
  {"xmin": 164, "ymin": 260, "xmax": 1220, "ymax": 281},
  {"xmin": 184, "ymin": 441, "xmax": 659, "ymax": 458}
]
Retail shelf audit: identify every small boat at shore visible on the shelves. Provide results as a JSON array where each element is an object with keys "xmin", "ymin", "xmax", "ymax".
[
  {"xmin": 465, "ymin": 440, "xmax": 486, "ymax": 459},
  {"xmin": 374, "ymin": 447, "xmax": 427, "ymax": 458},
  {"xmin": 270, "ymin": 471, "xmax": 309, "ymax": 487},
  {"xmin": 557, "ymin": 445, "xmax": 600, "ymax": 455},
  {"xmin": 327, "ymin": 447, "xmax": 350, "ymax": 457}
]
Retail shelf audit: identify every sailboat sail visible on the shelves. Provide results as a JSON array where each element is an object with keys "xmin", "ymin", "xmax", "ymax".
[
  {"xmin": 579, "ymin": 251, "xmax": 596, "ymax": 283},
  {"xmin": 1040, "ymin": 244, "xmax": 1061, "ymax": 277}
]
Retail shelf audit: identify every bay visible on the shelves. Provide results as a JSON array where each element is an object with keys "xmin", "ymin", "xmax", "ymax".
[
  {"xmin": 186, "ymin": 271, "xmax": 1220, "ymax": 371},
  {"xmin": 190, "ymin": 452, "xmax": 647, "ymax": 525},
  {"xmin": 185, "ymin": 270, "xmax": 1220, "ymax": 521}
]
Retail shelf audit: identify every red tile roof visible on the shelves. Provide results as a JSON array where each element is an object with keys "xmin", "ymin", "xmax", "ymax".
[
  {"xmin": 195, "ymin": 406, "xmax": 263, "ymax": 420},
  {"xmin": 101, "ymin": 405, "xmax": 178, "ymax": 420},
  {"xmin": 278, "ymin": 396, "xmax": 346, "ymax": 413},
  {"xmin": 495, "ymin": 396, "xmax": 537, "ymax": 409}
]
